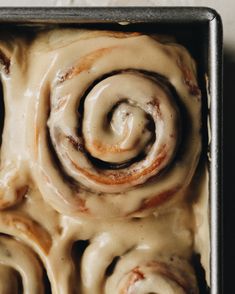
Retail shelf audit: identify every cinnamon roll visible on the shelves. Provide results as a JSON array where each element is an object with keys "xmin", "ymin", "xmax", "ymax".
[
  {"xmin": 0, "ymin": 27, "xmax": 207, "ymax": 293},
  {"xmin": 105, "ymin": 258, "xmax": 198, "ymax": 294},
  {"xmin": 0, "ymin": 236, "xmax": 44, "ymax": 294},
  {"xmin": 22, "ymin": 29, "xmax": 202, "ymax": 217}
]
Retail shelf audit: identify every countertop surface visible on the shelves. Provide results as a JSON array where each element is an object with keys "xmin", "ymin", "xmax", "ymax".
[{"xmin": 0, "ymin": 1, "xmax": 232, "ymax": 293}]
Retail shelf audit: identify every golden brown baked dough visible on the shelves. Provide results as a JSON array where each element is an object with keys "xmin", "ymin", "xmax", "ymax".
[{"xmin": 0, "ymin": 28, "xmax": 207, "ymax": 293}]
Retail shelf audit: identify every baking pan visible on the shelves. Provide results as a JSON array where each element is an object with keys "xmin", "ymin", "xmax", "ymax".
[{"xmin": 0, "ymin": 6, "xmax": 222, "ymax": 294}]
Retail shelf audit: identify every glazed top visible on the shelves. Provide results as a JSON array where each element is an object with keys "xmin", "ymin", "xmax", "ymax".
[{"xmin": 0, "ymin": 28, "xmax": 208, "ymax": 293}]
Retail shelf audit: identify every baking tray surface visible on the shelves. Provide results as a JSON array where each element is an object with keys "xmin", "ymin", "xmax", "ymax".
[{"xmin": 0, "ymin": 6, "xmax": 222, "ymax": 294}]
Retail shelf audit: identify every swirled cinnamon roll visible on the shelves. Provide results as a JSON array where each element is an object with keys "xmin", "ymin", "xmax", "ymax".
[
  {"xmin": 0, "ymin": 27, "xmax": 207, "ymax": 293},
  {"xmin": 20, "ymin": 29, "xmax": 202, "ymax": 217},
  {"xmin": 105, "ymin": 258, "xmax": 198, "ymax": 294},
  {"xmin": 0, "ymin": 236, "xmax": 44, "ymax": 294}
]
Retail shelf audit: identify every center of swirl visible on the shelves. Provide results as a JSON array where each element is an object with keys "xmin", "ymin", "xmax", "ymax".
[
  {"xmin": 83, "ymin": 73, "xmax": 166, "ymax": 166},
  {"xmin": 84, "ymin": 98, "xmax": 154, "ymax": 164}
]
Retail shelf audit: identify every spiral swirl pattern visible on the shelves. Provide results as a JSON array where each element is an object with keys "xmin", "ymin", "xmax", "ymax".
[
  {"xmin": 28, "ymin": 30, "xmax": 201, "ymax": 217},
  {"xmin": 50, "ymin": 72, "xmax": 179, "ymax": 191},
  {"xmin": 0, "ymin": 236, "xmax": 44, "ymax": 294},
  {"xmin": 0, "ymin": 28, "xmax": 205, "ymax": 293}
]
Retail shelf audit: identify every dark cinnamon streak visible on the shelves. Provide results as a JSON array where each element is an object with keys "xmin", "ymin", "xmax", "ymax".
[
  {"xmin": 130, "ymin": 186, "xmax": 181, "ymax": 216},
  {"xmin": 122, "ymin": 261, "xmax": 194, "ymax": 294},
  {"xmin": 66, "ymin": 135, "xmax": 85, "ymax": 152},
  {"xmin": 1, "ymin": 214, "xmax": 52, "ymax": 254},
  {"xmin": 57, "ymin": 46, "xmax": 117, "ymax": 84},
  {"xmin": 75, "ymin": 197, "xmax": 89, "ymax": 214},
  {"xmin": 121, "ymin": 267, "xmax": 145, "ymax": 294},
  {"xmin": 177, "ymin": 57, "xmax": 201, "ymax": 97},
  {"xmin": 147, "ymin": 99, "xmax": 162, "ymax": 117},
  {"xmin": 0, "ymin": 50, "xmax": 10, "ymax": 74},
  {"xmin": 66, "ymin": 145, "xmax": 167, "ymax": 185}
]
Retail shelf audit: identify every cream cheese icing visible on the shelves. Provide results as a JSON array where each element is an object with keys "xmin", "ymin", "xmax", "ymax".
[{"xmin": 0, "ymin": 28, "xmax": 208, "ymax": 293}]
